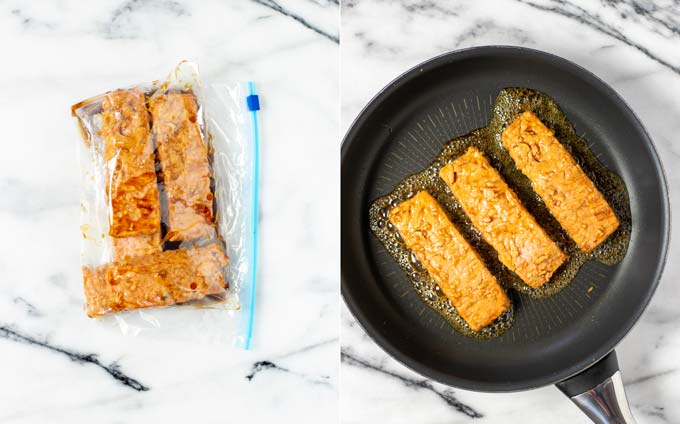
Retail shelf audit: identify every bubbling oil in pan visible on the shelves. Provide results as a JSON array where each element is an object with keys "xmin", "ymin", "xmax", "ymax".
[{"xmin": 369, "ymin": 88, "xmax": 632, "ymax": 340}]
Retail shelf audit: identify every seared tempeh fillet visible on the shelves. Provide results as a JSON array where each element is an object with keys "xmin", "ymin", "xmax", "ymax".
[
  {"xmin": 149, "ymin": 92, "xmax": 215, "ymax": 242},
  {"xmin": 83, "ymin": 244, "xmax": 228, "ymax": 317},
  {"xmin": 101, "ymin": 89, "xmax": 162, "ymax": 260},
  {"xmin": 389, "ymin": 191, "xmax": 509, "ymax": 331},
  {"xmin": 502, "ymin": 111, "xmax": 620, "ymax": 252},
  {"xmin": 440, "ymin": 147, "xmax": 566, "ymax": 288}
]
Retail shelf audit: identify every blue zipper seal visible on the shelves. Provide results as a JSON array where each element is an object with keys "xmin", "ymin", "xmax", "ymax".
[
  {"xmin": 244, "ymin": 82, "xmax": 260, "ymax": 350},
  {"xmin": 247, "ymin": 92, "xmax": 260, "ymax": 112}
]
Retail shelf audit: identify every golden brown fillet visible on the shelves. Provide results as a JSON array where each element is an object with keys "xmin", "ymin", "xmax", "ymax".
[
  {"xmin": 149, "ymin": 92, "xmax": 215, "ymax": 242},
  {"xmin": 101, "ymin": 89, "xmax": 162, "ymax": 259},
  {"xmin": 389, "ymin": 191, "xmax": 510, "ymax": 331},
  {"xmin": 83, "ymin": 244, "xmax": 228, "ymax": 317},
  {"xmin": 502, "ymin": 111, "xmax": 620, "ymax": 252},
  {"xmin": 440, "ymin": 147, "xmax": 566, "ymax": 288}
]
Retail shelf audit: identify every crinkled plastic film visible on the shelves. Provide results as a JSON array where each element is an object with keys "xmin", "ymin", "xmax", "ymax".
[{"xmin": 72, "ymin": 62, "xmax": 259, "ymax": 347}]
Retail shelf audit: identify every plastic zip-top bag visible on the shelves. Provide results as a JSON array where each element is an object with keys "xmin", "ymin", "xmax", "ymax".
[{"xmin": 71, "ymin": 62, "xmax": 260, "ymax": 348}]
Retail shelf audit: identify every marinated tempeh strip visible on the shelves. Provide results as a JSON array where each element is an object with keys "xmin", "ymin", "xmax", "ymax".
[
  {"xmin": 101, "ymin": 89, "xmax": 162, "ymax": 260},
  {"xmin": 440, "ymin": 147, "xmax": 566, "ymax": 288},
  {"xmin": 149, "ymin": 92, "xmax": 215, "ymax": 242},
  {"xmin": 502, "ymin": 111, "xmax": 620, "ymax": 252},
  {"xmin": 389, "ymin": 191, "xmax": 510, "ymax": 331},
  {"xmin": 112, "ymin": 233, "xmax": 161, "ymax": 261},
  {"xmin": 83, "ymin": 244, "xmax": 228, "ymax": 317}
]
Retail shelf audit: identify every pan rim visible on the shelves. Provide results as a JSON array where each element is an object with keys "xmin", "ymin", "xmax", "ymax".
[{"xmin": 341, "ymin": 45, "xmax": 671, "ymax": 392}]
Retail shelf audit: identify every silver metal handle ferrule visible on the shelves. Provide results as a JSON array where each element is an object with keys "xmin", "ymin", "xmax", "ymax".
[{"xmin": 570, "ymin": 371, "xmax": 636, "ymax": 424}]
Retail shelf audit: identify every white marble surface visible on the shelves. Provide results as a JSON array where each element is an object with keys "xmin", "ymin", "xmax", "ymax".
[
  {"xmin": 341, "ymin": 1, "xmax": 680, "ymax": 423},
  {"xmin": 0, "ymin": 0, "xmax": 338, "ymax": 422}
]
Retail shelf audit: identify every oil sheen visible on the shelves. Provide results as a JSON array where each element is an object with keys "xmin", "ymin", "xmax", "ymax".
[{"xmin": 368, "ymin": 87, "xmax": 632, "ymax": 340}]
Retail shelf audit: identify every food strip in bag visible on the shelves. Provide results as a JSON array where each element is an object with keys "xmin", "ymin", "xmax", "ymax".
[
  {"xmin": 149, "ymin": 92, "xmax": 216, "ymax": 242},
  {"xmin": 83, "ymin": 243, "xmax": 228, "ymax": 317},
  {"xmin": 101, "ymin": 89, "xmax": 163, "ymax": 260}
]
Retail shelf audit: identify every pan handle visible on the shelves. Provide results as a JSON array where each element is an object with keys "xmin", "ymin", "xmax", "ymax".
[{"xmin": 556, "ymin": 351, "xmax": 636, "ymax": 424}]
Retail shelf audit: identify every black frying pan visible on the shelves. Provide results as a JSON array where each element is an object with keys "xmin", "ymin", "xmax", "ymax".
[{"xmin": 341, "ymin": 46, "xmax": 669, "ymax": 422}]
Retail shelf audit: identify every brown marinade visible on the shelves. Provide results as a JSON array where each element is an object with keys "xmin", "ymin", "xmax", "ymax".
[{"xmin": 369, "ymin": 87, "xmax": 631, "ymax": 339}]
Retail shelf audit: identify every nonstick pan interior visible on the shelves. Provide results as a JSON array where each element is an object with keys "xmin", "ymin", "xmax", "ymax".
[{"xmin": 341, "ymin": 46, "xmax": 669, "ymax": 391}]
